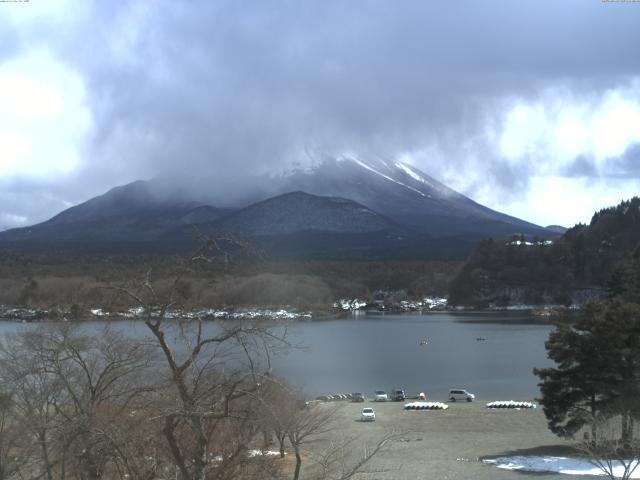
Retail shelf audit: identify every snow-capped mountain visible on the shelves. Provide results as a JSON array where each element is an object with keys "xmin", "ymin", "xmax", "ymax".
[
  {"xmin": 265, "ymin": 155, "xmax": 544, "ymax": 237},
  {"xmin": 0, "ymin": 155, "xmax": 552, "ymax": 258}
]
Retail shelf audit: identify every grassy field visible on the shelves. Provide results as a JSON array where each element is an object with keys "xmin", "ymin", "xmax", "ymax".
[{"xmin": 300, "ymin": 401, "xmax": 587, "ymax": 480}]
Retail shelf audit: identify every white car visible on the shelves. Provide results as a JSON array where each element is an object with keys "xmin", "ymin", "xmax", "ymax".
[
  {"xmin": 449, "ymin": 389, "xmax": 476, "ymax": 402},
  {"xmin": 374, "ymin": 390, "xmax": 388, "ymax": 401},
  {"xmin": 361, "ymin": 407, "xmax": 376, "ymax": 421}
]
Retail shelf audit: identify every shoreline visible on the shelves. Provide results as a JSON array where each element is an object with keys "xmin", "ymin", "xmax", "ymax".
[{"xmin": 0, "ymin": 304, "xmax": 577, "ymax": 324}]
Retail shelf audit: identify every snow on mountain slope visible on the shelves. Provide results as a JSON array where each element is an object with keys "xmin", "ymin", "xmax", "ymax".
[
  {"xmin": 395, "ymin": 162, "xmax": 436, "ymax": 191},
  {"xmin": 346, "ymin": 156, "xmax": 427, "ymax": 197},
  {"xmin": 0, "ymin": 153, "xmax": 551, "ymax": 257},
  {"xmin": 267, "ymin": 154, "xmax": 546, "ymax": 237},
  {"xmin": 272, "ymin": 154, "xmax": 470, "ymax": 205}
]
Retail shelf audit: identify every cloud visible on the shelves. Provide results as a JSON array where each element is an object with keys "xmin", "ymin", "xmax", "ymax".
[
  {"xmin": 492, "ymin": 176, "xmax": 640, "ymax": 228},
  {"xmin": 1, "ymin": 0, "xmax": 640, "ymax": 229},
  {"xmin": 0, "ymin": 49, "xmax": 92, "ymax": 178},
  {"xmin": 613, "ymin": 143, "xmax": 640, "ymax": 177},
  {"xmin": 399, "ymin": 80, "xmax": 640, "ymax": 225},
  {"xmin": 497, "ymin": 83, "xmax": 640, "ymax": 170},
  {"xmin": 0, "ymin": 178, "xmax": 74, "ymax": 231}
]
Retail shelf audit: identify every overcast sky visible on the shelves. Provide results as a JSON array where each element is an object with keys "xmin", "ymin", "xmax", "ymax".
[{"xmin": 1, "ymin": 0, "xmax": 640, "ymax": 230}]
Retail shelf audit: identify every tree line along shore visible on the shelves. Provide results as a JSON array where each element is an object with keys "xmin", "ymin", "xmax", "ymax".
[{"xmin": 0, "ymin": 253, "xmax": 460, "ymax": 317}]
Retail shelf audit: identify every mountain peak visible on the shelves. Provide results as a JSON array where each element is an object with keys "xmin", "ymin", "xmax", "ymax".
[{"xmin": 0, "ymin": 154, "xmax": 552, "ymax": 258}]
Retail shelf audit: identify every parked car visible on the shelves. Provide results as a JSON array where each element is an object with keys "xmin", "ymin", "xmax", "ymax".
[
  {"xmin": 351, "ymin": 392, "xmax": 365, "ymax": 402},
  {"xmin": 449, "ymin": 389, "xmax": 475, "ymax": 402},
  {"xmin": 392, "ymin": 389, "xmax": 406, "ymax": 401},
  {"xmin": 374, "ymin": 390, "xmax": 388, "ymax": 401},
  {"xmin": 361, "ymin": 407, "xmax": 376, "ymax": 421}
]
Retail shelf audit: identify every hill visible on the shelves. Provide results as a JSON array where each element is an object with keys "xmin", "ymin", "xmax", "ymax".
[{"xmin": 449, "ymin": 197, "xmax": 640, "ymax": 307}]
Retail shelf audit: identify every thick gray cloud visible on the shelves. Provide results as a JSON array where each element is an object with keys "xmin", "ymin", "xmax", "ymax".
[
  {"xmin": 1, "ymin": 0, "xmax": 640, "ymax": 229},
  {"xmin": 611, "ymin": 144, "xmax": 640, "ymax": 177},
  {"xmin": 563, "ymin": 156, "xmax": 600, "ymax": 178}
]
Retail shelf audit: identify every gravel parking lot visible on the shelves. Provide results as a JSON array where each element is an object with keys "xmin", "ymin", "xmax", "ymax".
[{"xmin": 301, "ymin": 400, "xmax": 592, "ymax": 480}]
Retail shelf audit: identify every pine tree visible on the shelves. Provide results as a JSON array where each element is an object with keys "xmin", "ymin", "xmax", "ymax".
[{"xmin": 534, "ymin": 300, "xmax": 640, "ymax": 447}]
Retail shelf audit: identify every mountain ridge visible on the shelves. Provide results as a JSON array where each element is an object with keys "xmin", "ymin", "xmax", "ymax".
[{"xmin": 0, "ymin": 156, "xmax": 553, "ymax": 259}]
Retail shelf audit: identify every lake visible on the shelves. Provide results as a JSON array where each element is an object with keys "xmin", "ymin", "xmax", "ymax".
[
  {"xmin": 0, "ymin": 311, "xmax": 555, "ymax": 402},
  {"xmin": 270, "ymin": 311, "xmax": 554, "ymax": 401}
]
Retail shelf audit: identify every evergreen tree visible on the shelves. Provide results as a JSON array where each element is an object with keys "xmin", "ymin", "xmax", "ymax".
[
  {"xmin": 534, "ymin": 300, "xmax": 640, "ymax": 446},
  {"xmin": 608, "ymin": 251, "xmax": 640, "ymax": 302}
]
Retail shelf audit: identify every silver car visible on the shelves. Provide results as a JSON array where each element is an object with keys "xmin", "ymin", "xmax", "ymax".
[
  {"xmin": 449, "ymin": 389, "xmax": 475, "ymax": 402},
  {"xmin": 374, "ymin": 390, "xmax": 388, "ymax": 401}
]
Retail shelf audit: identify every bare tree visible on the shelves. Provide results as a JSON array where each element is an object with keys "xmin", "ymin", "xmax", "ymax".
[
  {"xmin": 258, "ymin": 378, "xmax": 300, "ymax": 459},
  {"xmin": 45, "ymin": 326, "xmax": 154, "ymax": 480},
  {"xmin": 0, "ymin": 236, "xmax": 395, "ymax": 480},
  {"xmin": 0, "ymin": 390, "xmax": 28, "ymax": 480},
  {"xmin": 87, "ymin": 390, "xmax": 169, "ymax": 480},
  {"xmin": 286, "ymin": 402, "xmax": 340, "ymax": 480},
  {"xmin": 113, "ymin": 239, "xmax": 288, "ymax": 480},
  {"xmin": 257, "ymin": 380, "xmax": 402, "ymax": 480},
  {"xmin": 0, "ymin": 325, "xmax": 156, "ymax": 480},
  {"xmin": 579, "ymin": 410, "xmax": 640, "ymax": 480},
  {"xmin": 310, "ymin": 432, "xmax": 403, "ymax": 480},
  {"xmin": 0, "ymin": 330, "xmax": 69, "ymax": 480}
]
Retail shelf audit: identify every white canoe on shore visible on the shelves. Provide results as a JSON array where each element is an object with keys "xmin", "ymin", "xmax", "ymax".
[
  {"xmin": 486, "ymin": 400, "xmax": 536, "ymax": 409},
  {"xmin": 404, "ymin": 402, "xmax": 448, "ymax": 410}
]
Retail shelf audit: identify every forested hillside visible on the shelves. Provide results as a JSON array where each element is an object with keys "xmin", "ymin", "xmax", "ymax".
[
  {"xmin": 450, "ymin": 197, "xmax": 640, "ymax": 307},
  {"xmin": 0, "ymin": 253, "xmax": 460, "ymax": 313}
]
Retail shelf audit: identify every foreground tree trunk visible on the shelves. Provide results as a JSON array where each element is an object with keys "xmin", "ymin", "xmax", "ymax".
[
  {"xmin": 591, "ymin": 394, "xmax": 598, "ymax": 446},
  {"xmin": 621, "ymin": 412, "xmax": 634, "ymax": 452},
  {"xmin": 293, "ymin": 445, "xmax": 302, "ymax": 480},
  {"xmin": 278, "ymin": 434, "xmax": 286, "ymax": 459}
]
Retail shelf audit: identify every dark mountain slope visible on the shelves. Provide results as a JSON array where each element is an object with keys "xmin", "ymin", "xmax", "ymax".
[
  {"xmin": 44, "ymin": 180, "xmax": 184, "ymax": 225},
  {"xmin": 0, "ymin": 156, "xmax": 552, "ymax": 258},
  {"xmin": 165, "ymin": 192, "xmax": 446, "ymax": 260},
  {"xmin": 0, "ymin": 181, "xmax": 233, "ymax": 251},
  {"xmin": 212, "ymin": 191, "xmax": 401, "ymax": 236}
]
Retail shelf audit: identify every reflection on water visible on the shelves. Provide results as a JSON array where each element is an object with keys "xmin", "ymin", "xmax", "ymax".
[{"xmin": 0, "ymin": 312, "xmax": 553, "ymax": 401}]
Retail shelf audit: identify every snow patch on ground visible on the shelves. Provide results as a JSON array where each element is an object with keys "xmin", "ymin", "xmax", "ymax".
[
  {"xmin": 334, "ymin": 297, "xmax": 448, "ymax": 312},
  {"xmin": 483, "ymin": 456, "xmax": 640, "ymax": 478},
  {"xmin": 506, "ymin": 240, "xmax": 554, "ymax": 246},
  {"xmin": 87, "ymin": 307, "xmax": 312, "ymax": 321},
  {"xmin": 334, "ymin": 299, "xmax": 368, "ymax": 310},
  {"xmin": 247, "ymin": 450, "xmax": 284, "ymax": 457},
  {"xmin": 423, "ymin": 297, "xmax": 448, "ymax": 310}
]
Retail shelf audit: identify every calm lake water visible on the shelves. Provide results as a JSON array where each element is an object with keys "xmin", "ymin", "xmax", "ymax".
[
  {"xmin": 0, "ymin": 311, "xmax": 554, "ymax": 402},
  {"xmin": 271, "ymin": 311, "xmax": 554, "ymax": 401}
]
